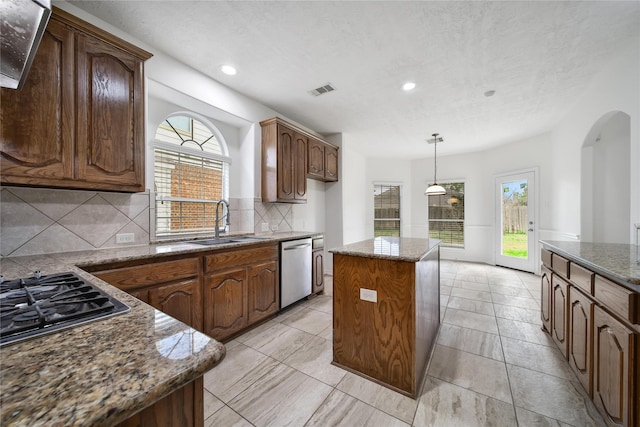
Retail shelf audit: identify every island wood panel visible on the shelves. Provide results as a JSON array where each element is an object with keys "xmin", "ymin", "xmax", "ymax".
[
  {"xmin": 414, "ymin": 248, "xmax": 440, "ymax": 385},
  {"xmin": 332, "ymin": 249, "xmax": 439, "ymax": 397},
  {"xmin": 116, "ymin": 377, "xmax": 203, "ymax": 427},
  {"xmin": 333, "ymin": 254, "xmax": 415, "ymax": 394}
]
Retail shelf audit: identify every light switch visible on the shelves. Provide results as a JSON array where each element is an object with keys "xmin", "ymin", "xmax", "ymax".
[{"xmin": 360, "ymin": 288, "xmax": 377, "ymax": 303}]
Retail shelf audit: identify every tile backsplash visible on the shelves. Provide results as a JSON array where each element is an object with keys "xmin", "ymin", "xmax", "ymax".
[
  {"xmin": 1, "ymin": 186, "xmax": 296, "ymax": 257},
  {"xmin": 1, "ymin": 186, "xmax": 150, "ymax": 257}
]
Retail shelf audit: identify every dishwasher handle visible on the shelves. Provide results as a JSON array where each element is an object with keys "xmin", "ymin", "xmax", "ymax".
[{"xmin": 283, "ymin": 243, "xmax": 311, "ymax": 250}]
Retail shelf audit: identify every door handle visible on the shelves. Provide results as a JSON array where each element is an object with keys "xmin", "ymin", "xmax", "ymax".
[
  {"xmin": 528, "ymin": 228, "xmax": 534, "ymax": 232},
  {"xmin": 284, "ymin": 243, "xmax": 311, "ymax": 250}
]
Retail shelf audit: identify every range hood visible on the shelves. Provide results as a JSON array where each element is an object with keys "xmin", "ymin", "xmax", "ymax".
[{"xmin": 0, "ymin": 0, "xmax": 51, "ymax": 90}]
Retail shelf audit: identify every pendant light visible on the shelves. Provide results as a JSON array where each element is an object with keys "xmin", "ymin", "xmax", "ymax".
[{"xmin": 425, "ymin": 133, "xmax": 446, "ymax": 196}]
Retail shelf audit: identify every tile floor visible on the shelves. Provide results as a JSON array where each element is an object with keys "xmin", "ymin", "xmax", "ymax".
[{"xmin": 203, "ymin": 260, "xmax": 606, "ymax": 426}]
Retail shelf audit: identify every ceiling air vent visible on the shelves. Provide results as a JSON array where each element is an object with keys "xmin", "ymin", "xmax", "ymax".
[{"xmin": 309, "ymin": 83, "xmax": 336, "ymax": 97}]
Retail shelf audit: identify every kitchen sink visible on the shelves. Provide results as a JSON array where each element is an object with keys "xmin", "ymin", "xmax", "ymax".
[
  {"xmin": 188, "ymin": 239, "xmax": 234, "ymax": 245},
  {"xmin": 185, "ymin": 236, "xmax": 270, "ymax": 246},
  {"xmin": 228, "ymin": 236, "xmax": 270, "ymax": 242}
]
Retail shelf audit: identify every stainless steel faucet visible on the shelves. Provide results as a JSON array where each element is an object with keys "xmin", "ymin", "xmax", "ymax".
[{"xmin": 215, "ymin": 199, "xmax": 230, "ymax": 240}]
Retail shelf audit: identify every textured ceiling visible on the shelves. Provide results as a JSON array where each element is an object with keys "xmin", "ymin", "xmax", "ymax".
[{"xmin": 67, "ymin": 1, "xmax": 640, "ymax": 159}]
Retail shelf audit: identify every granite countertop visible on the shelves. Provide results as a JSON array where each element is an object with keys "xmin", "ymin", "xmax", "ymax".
[
  {"xmin": 330, "ymin": 236, "xmax": 440, "ymax": 262},
  {"xmin": 540, "ymin": 240, "xmax": 640, "ymax": 291},
  {"xmin": 0, "ymin": 231, "xmax": 320, "ymax": 426}
]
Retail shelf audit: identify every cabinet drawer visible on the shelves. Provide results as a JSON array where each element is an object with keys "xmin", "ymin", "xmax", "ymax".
[
  {"xmin": 552, "ymin": 254, "xmax": 570, "ymax": 279},
  {"xmin": 570, "ymin": 263, "xmax": 594, "ymax": 294},
  {"xmin": 94, "ymin": 258, "xmax": 199, "ymax": 290},
  {"xmin": 205, "ymin": 245, "xmax": 278, "ymax": 273},
  {"xmin": 541, "ymin": 248, "xmax": 552, "ymax": 268},
  {"xmin": 594, "ymin": 275, "xmax": 639, "ymax": 324}
]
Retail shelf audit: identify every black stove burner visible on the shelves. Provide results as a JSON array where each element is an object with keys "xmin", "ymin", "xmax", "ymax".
[{"xmin": 0, "ymin": 272, "xmax": 129, "ymax": 346}]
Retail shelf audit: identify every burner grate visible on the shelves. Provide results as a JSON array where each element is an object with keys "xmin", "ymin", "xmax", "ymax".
[{"xmin": 0, "ymin": 272, "xmax": 129, "ymax": 346}]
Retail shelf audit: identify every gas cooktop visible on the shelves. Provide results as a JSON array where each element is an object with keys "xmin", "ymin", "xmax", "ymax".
[{"xmin": 0, "ymin": 271, "xmax": 129, "ymax": 346}]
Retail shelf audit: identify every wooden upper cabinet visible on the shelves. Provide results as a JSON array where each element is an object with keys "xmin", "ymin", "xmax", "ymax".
[
  {"xmin": 261, "ymin": 117, "xmax": 339, "ymax": 203},
  {"xmin": 307, "ymin": 138, "xmax": 325, "ymax": 180},
  {"xmin": 307, "ymin": 137, "xmax": 339, "ymax": 182},
  {"xmin": 75, "ymin": 32, "xmax": 146, "ymax": 190},
  {"xmin": 262, "ymin": 118, "xmax": 307, "ymax": 203},
  {"xmin": 324, "ymin": 143, "xmax": 339, "ymax": 181},
  {"xmin": 1, "ymin": 18, "xmax": 75, "ymax": 182},
  {"xmin": 0, "ymin": 7, "xmax": 152, "ymax": 192}
]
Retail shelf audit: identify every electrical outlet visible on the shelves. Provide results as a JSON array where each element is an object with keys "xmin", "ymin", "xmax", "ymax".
[
  {"xmin": 261, "ymin": 222, "xmax": 269, "ymax": 232},
  {"xmin": 271, "ymin": 224, "xmax": 279, "ymax": 231},
  {"xmin": 360, "ymin": 288, "xmax": 377, "ymax": 303},
  {"xmin": 116, "ymin": 233, "xmax": 135, "ymax": 244}
]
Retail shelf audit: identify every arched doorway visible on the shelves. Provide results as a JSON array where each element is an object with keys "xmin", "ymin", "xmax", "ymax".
[{"xmin": 580, "ymin": 111, "xmax": 631, "ymax": 243}]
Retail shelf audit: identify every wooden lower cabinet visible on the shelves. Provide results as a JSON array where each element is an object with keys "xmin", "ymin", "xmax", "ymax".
[
  {"xmin": 312, "ymin": 248, "xmax": 324, "ymax": 294},
  {"xmin": 204, "ymin": 269, "xmax": 248, "ymax": 339},
  {"xmin": 541, "ymin": 247, "xmax": 639, "ymax": 427},
  {"xmin": 91, "ymin": 257, "xmax": 203, "ymax": 331},
  {"xmin": 568, "ymin": 286, "xmax": 594, "ymax": 396},
  {"xmin": 148, "ymin": 279, "xmax": 202, "ymax": 329},
  {"xmin": 593, "ymin": 306, "xmax": 636, "ymax": 427},
  {"xmin": 247, "ymin": 261, "xmax": 279, "ymax": 324},
  {"xmin": 116, "ymin": 377, "xmax": 203, "ymax": 427},
  {"xmin": 541, "ymin": 266, "xmax": 552, "ymax": 333},
  {"xmin": 552, "ymin": 274, "xmax": 569, "ymax": 358},
  {"xmin": 204, "ymin": 244, "xmax": 279, "ymax": 341}
]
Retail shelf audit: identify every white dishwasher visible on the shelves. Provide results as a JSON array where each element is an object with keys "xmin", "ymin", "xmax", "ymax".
[{"xmin": 280, "ymin": 238, "xmax": 312, "ymax": 308}]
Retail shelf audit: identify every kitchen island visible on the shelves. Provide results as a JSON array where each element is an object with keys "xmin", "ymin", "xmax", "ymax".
[{"xmin": 330, "ymin": 236, "xmax": 440, "ymax": 397}]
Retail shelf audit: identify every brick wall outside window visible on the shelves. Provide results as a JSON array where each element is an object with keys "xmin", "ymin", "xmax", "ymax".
[{"xmin": 170, "ymin": 163, "xmax": 223, "ymax": 230}]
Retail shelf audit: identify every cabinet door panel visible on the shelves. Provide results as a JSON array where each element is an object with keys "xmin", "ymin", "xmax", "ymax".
[
  {"xmin": 593, "ymin": 306, "xmax": 635, "ymax": 427},
  {"xmin": 204, "ymin": 269, "xmax": 247, "ymax": 340},
  {"xmin": 541, "ymin": 266, "xmax": 552, "ymax": 333},
  {"xmin": 552, "ymin": 275, "xmax": 569, "ymax": 358},
  {"xmin": 277, "ymin": 125, "xmax": 295, "ymax": 201},
  {"xmin": 294, "ymin": 132, "xmax": 307, "ymax": 200},
  {"xmin": 248, "ymin": 261, "xmax": 278, "ymax": 324},
  {"xmin": 148, "ymin": 278, "xmax": 202, "ymax": 330},
  {"xmin": 324, "ymin": 144, "xmax": 338, "ymax": 181},
  {"xmin": 307, "ymin": 138, "xmax": 324, "ymax": 179},
  {"xmin": 1, "ymin": 19, "xmax": 74, "ymax": 182},
  {"xmin": 312, "ymin": 249, "xmax": 324, "ymax": 294},
  {"xmin": 569, "ymin": 286, "xmax": 593, "ymax": 396},
  {"xmin": 76, "ymin": 33, "xmax": 144, "ymax": 190}
]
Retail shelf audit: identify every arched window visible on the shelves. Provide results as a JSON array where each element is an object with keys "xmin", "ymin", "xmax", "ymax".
[{"xmin": 153, "ymin": 114, "xmax": 231, "ymax": 237}]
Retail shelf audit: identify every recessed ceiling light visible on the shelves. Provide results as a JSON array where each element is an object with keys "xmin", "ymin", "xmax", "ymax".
[
  {"xmin": 221, "ymin": 65, "xmax": 237, "ymax": 76},
  {"xmin": 402, "ymin": 82, "xmax": 416, "ymax": 91},
  {"xmin": 484, "ymin": 90, "xmax": 496, "ymax": 97}
]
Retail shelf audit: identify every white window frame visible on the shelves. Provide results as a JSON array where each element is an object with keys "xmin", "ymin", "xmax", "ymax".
[
  {"xmin": 152, "ymin": 113, "xmax": 231, "ymax": 239},
  {"xmin": 373, "ymin": 182, "xmax": 402, "ymax": 237},
  {"xmin": 428, "ymin": 180, "xmax": 465, "ymax": 248}
]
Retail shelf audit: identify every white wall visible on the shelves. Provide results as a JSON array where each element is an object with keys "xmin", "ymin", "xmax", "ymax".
[
  {"xmin": 408, "ymin": 133, "xmax": 552, "ymax": 265},
  {"xmin": 551, "ymin": 40, "xmax": 640, "ymax": 243},
  {"xmin": 592, "ymin": 113, "xmax": 631, "ymax": 243}
]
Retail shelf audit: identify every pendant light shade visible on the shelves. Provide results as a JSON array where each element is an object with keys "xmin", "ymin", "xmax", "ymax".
[
  {"xmin": 425, "ymin": 184, "xmax": 446, "ymax": 196},
  {"xmin": 425, "ymin": 133, "xmax": 446, "ymax": 196}
]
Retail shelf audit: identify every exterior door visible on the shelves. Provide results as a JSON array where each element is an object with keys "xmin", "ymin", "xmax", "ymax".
[{"xmin": 495, "ymin": 170, "xmax": 536, "ymax": 272}]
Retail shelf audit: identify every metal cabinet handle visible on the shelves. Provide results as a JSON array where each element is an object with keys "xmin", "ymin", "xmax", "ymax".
[{"xmin": 284, "ymin": 243, "xmax": 311, "ymax": 250}]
